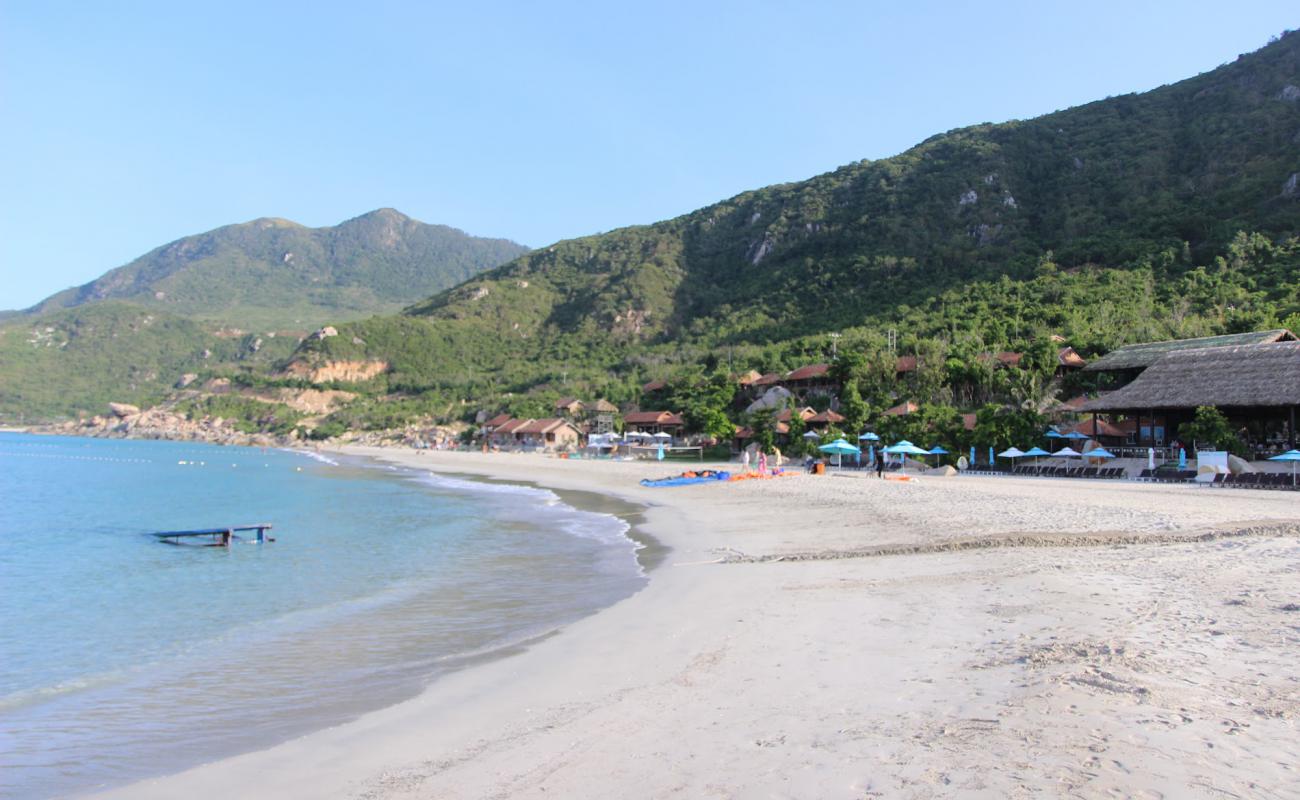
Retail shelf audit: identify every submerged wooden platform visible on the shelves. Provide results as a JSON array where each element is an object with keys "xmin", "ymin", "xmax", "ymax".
[{"xmin": 153, "ymin": 524, "xmax": 274, "ymax": 546}]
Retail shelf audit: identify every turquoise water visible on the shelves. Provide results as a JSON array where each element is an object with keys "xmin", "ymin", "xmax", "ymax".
[{"xmin": 0, "ymin": 433, "xmax": 645, "ymax": 798}]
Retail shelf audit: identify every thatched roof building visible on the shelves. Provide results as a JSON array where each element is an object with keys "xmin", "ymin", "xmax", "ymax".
[
  {"xmin": 1083, "ymin": 329, "xmax": 1294, "ymax": 373},
  {"xmin": 1082, "ymin": 342, "xmax": 1300, "ymax": 412}
]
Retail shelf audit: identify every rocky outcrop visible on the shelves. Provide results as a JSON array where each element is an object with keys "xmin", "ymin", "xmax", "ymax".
[
  {"xmin": 255, "ymin": 388, "xmax": 357, "ymax": 414},
  {"xmin": 46, "ymin": 406, "xmax": 290, "ymax": 448},
  {"xmin": 282, "ymin": 359, "xmax": 388, "ymax": 384},
  {"xmin": 108, "ymin": 402, "xmax": 141, "ymax": 418}
]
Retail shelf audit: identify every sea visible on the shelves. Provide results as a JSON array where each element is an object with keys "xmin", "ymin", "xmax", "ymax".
[{"xmin": 0, "ymin": 432, "xmax": 648, "ymax": 798}]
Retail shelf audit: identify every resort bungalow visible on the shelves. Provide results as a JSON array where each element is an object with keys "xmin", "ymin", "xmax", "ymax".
[
  {"xmin": 641, "ymin": 379, "xmax": 668, "ymax": 398},
  {"xmin": 733, "ymin": 420, "xmax": 790, "ymax": 450},
  {"xmin": 515, "ymin": 418, "xmax": 582, "ymax": 450},
  {"xmin": 481, "ymin": 412, "xmax": 513, "ymax": 437},
  {"xmin": 805, "ymin": 409, "xmax": 846, "ymax": 432},
  {"xmin": 784, "ymin": 363, "xmax": 834, "ymax": 396},
  {"xmin": 624, "ymin": 410, "xmax": 685, "ymax": 437},
  {"xmin": 554, "ymin": 397, "xmax": 585, "ymax": 418},
  {"xmin": 775, "ymin": 407, "xmax": 817, "ymax": 425},
  {"xmin": 489, "ymin": 417, "xmax": 532, "ymax": 448},
  {"xmin": 1082, "ymin": 340, "xmax": 1300, "ymax": 455},
  {"xmin": 885, "ymin": 400, "xmax": 920, "ymax": 417},
  {"xmin": 1057, "ymin": 346, "xmax": 1087, "ymax": 375}
]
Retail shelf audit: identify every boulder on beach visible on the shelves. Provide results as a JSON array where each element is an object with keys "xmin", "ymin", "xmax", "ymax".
[
  {"xmin": 1227, "ymin": 454, "xmax": 1255, "ymax": 474},
  {"xmin": 926, "ymin": 465, "xmax": 958, "ymax": 477}
]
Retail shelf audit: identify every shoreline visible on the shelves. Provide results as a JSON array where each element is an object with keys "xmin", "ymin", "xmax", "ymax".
[{"xmin": 96, "ymin": 449, "xmax": 1300, "ymax": 798}]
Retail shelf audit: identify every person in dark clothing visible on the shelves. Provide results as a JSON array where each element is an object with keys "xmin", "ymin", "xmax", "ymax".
[{"xmin": 875, "ymin": 454, "xmax": 885, "ymax": 478}]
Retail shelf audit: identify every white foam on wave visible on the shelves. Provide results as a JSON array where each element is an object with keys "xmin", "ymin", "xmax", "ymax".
[
  {"xmin": 412, "ymin": 471, "xmax": 643, "ymax": 571},
  {"xmin": 283, "ymin": 449, "xmax": 340, "ymax": 467}
]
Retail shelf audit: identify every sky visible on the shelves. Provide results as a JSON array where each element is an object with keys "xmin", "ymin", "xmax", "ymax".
[{"xmin": 0, "ymin": 1, "xmax": 1295, "ymax": 309}]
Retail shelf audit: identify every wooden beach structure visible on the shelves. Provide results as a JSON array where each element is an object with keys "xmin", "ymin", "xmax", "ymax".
[
  {"xmin": 1082, "ymin": 340, "xmax": 1300, "ymax": 454},
  {"xmin": 153, "ymin": 524, "xmax": 274, "ymax": 547}
]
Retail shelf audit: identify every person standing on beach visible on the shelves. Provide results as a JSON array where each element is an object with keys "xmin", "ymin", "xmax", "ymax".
[
  {"xmin": 741, "ymin": 448, "xmax": 751, "ymax": 473},
  {"xmin": 757, "ymin": 449, "xmax": 768, "ymax": 475},
  {"xmin": 875, "ymin": 453, "xmax": 885, "ymax": 479}
]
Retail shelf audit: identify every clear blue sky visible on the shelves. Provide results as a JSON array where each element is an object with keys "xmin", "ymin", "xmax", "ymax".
[{"xmin": 1, "ymin": 1, "xmax": 1295, "ymax": 309}]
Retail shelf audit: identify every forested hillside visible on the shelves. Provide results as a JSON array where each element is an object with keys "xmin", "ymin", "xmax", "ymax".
[
  {"xmin": 0, "ymin": 210, "xmax": 527, "ymax": 418},
  {"xmin": 285, "ymin": 32, "xmax": 1300, "ymax": 430}
]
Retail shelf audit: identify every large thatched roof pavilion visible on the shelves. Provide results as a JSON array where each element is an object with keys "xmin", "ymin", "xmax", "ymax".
[
  {"xmin": 1083, "ymin": 329, "xmax": 1295, "ymax": 376},
  {"xmin": 1082, "ymin": 342, "xmax": 1300, "ymax": 451}
]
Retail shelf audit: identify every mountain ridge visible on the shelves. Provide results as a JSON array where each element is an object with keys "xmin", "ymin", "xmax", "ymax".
[{"xmin": 21, "ymin": 208, "xmax": 529, "ymax": 329}]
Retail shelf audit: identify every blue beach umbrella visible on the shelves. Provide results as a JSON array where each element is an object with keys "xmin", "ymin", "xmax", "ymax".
[
  {"xmin": 970, "ymin": 445, "xmax": 976, "ymax": 466},
  {"xmin": 1268, "ymin": 449, "xmax": 1300, "ymax": 487},
  {"xmin": 868, "ymin": 444, "xmax": 875, "ymax": 464},
  {"xmin": 1051, "ymin": 446, "xmax": 1083, "ymax": 458},
  {"xmin": 927, "ymin": 445, "xmax": 948, "ymax": 467},
  {"xmin": 1083, "ymin": 448, "xmax": 1116, "ymax": 460},
  {"xmin": 1045, "ymin": 428, "xmax": 1063, "ymax": 440},
  {"xmin": 1178, "ymin": 448, "xmax": 1187, "ymax": 469},
  {"xmin": 1022, "ymin": 446, "xmax": 1050, "ymax": 468},
  {"xmin": 819, "ymin": 438, "xmax": 860, "ymax": 468},
  {"xmin": 988, "ymin": 446, "xmax": 995, "ymax": 466},
  {"xmin": 998, "ymin": 446, "xmax": 1025, "ymax": 470},
  {"xmin": 884, "ymin": 440, "xmax": 931, "ymax": 471},
  {"xmin": 858, "ymin": 432, "xmax": 880, "ymax": 442}
]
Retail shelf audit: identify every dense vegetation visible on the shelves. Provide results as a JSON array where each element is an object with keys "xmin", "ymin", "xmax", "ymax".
[
  {"xmin": 0, "ymin": 210, "xmax": 527, "ymax": 419},
  {"xmin": 286, "ymin": 33, "xmax": 1300, "ymax": 435},
  {"xmin": 0, "ymin": 304, "xmax": 235, "ymax": 419}
]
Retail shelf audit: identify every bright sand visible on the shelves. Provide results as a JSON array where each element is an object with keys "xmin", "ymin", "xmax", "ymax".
[{"xmin": 101, "ymin": 449, "xmax": 1300, "ymax": 799}]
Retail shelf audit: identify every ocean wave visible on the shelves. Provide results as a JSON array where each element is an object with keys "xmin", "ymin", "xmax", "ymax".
[
  {"xmin": 282, "ymin": 449, "xmax": 340, "ymax": 466},
  {"xmin": 411, "ymin": 471, "xmax": 642, "ymax": 560}
]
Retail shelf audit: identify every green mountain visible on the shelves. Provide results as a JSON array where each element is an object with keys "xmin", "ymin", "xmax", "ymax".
[
  {"xmin": 0, "ymin": 210, "xmax": 527, "ymax": 419},
  {"xmin": 290, "ymin": 32, "xmax": 1300, "ymax": 426},
  {"xmin": 23, "ymin": 209, "xmax": 528, "ymax": 329}
]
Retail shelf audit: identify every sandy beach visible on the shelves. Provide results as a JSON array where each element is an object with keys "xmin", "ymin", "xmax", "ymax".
[{"xmin": 101, "ymin": 450, "xmax": 1300, "ymax": 799}]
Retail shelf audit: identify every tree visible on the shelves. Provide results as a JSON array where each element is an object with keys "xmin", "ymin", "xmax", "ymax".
[
  {"xmin": 1181, "ymin": 406, "xmax": 1246, "ymax": 455},
  {"xmin": 785, "ymin": 402, "xmax": 808, "ymax": 457},
  {"xmin": 748, "ymin": 408, "xmax": 777, "ymax": 454},
  {"xmin": 839, "ymin": 379, "xmax": 868, "ymax": 434}
]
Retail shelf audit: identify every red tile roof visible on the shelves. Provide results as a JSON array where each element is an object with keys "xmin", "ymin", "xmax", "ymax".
[
  {"xmin": 1057, "ymin": 346, "xmax": 1087, "ymax": 368},
  {"xmin": 624, "ymin": 410, "xmax": 684, "ymax": 425},
  {"xmin": 517, "ymin": 417, "xmax": 573, "ymax": 435},
  {"xmin": 641, "ymin": 380, "xmax": 667, "ymax": 393},
  {"xmin": 495, "ymin": 418, "xmax": 531, "ymax": 434},
  {"xmin": 885, "ymin": 401, "xmax": 919, "ymax": 416},
  {"xmin": 895, "ymin": 356, "xmax": 917, "ymax": 373},
  {"xmin": 484, "ymin": 413, "xmax": 512, "ymax": 428},
  {"xmin": 752, "ymin": 372, "xmax": 783, "ymax": 386},
  {"xmin": 961, "ymin": 413, "xmax": 977, "ymax": 431},
  {"xmin": 806, "ymin": 409, "xmax": 845, "ymax": 424},
  {"xmin": 775, "ymin": 407, "xmax": 816, "ymax": 423},
  {"xmin": 785, "ymin": 363, "xmax": 830, "ymax": 381}
]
